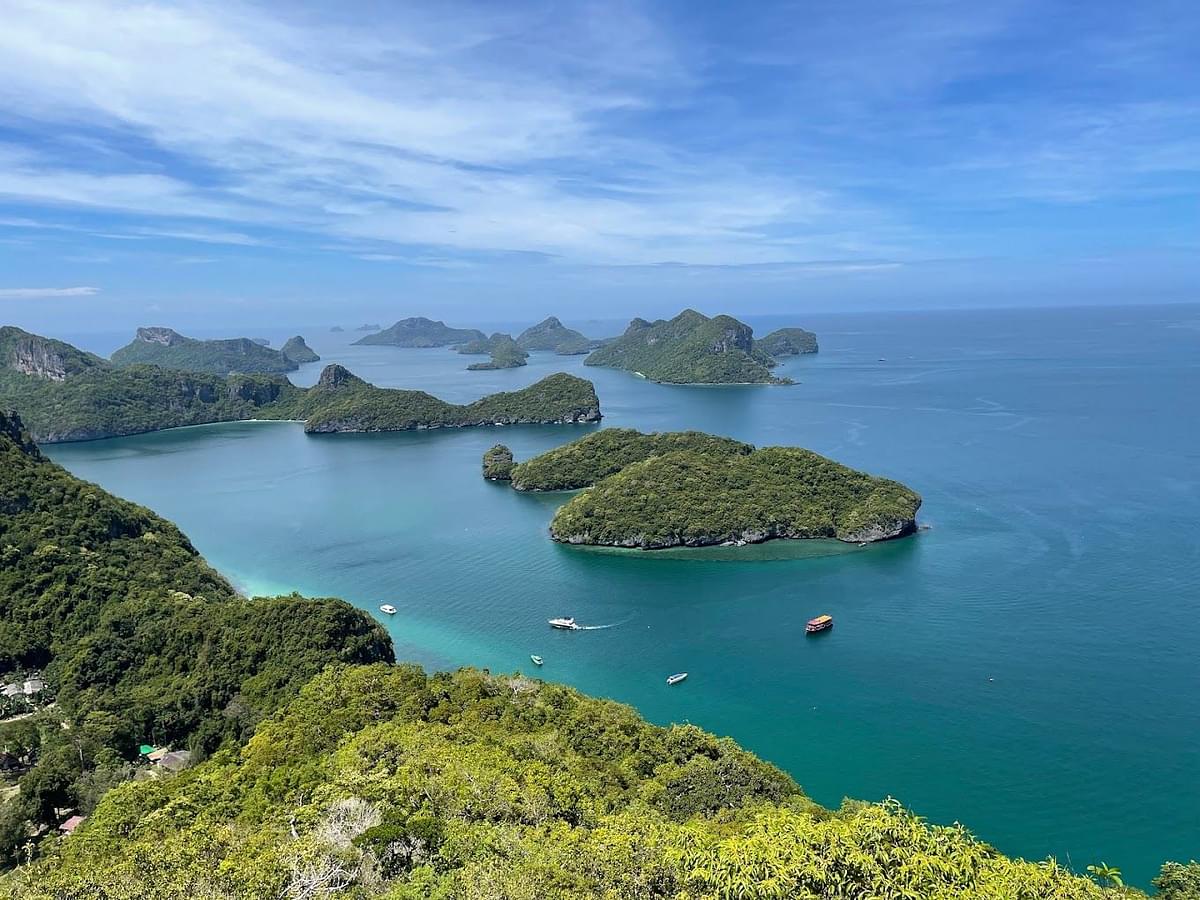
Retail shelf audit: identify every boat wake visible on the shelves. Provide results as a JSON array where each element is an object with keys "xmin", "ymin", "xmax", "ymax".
[{"xmin": 574, "ymin": 617, "xmax": 632, "ymax": 631}]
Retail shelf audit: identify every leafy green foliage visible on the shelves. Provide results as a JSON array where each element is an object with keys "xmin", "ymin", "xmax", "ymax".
[
  {"xmin": 584, "ymin": 309, "xmax": 788, "ymax": 384},
  {"xmin": 110, "ymin": 328, "xmax": 299, "ymax": 374},
  {"xmin": 550, "ymin": 443, "xmax": 922, "ymax": 548},
  {"xmin": 0, "ymin": 411, "xmax": 393, "ymax": 863},
  {"xmin": 352, "ymin": 317, "xmax": 485, "ymax": 347},
  {"xmin": 482, "ymin": 444, "xmax": 515, "ymax": 480},
  {"xmin": 510, "ymin": 427, "xmax": 752, "ymax": 491},
  {"xmin": 1154, "ymin": 861, "xmax": 1200, "ymax": 899},
  {"xmin": 3, "ymin": 664, "xmax": 1113, "ymax": 899},
  {"xmin": 756, "ymin": 327, "xmax": 819, "ymax": 356}
]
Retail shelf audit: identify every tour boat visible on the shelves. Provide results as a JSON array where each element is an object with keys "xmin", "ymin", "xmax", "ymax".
[
  {"xmin": 379, "ymin": 604, "xmax": 397, "ymax": 615},
  {"xmin": 666, "ymin": 673, "xmax": 688, "ymax": 686},
  {"xmin": 530, "ymin": 655, "xmax": 544, "ymax": 666},
  {"xmin": 806, "ymin": 614, "xmax": 833, "ymax": 634},
  {"xmin": 548, "ymin": 617, "xmax": 578, "ymax": 630}
]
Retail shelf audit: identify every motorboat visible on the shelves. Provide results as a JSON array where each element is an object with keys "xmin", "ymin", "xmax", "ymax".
[
  {"xmin": 548, "ymin": 617, "xmax": 578, "ymax": 630},
  {"xmin": 379, "ymin": 605, "xmax": 397, "ymax": 615},
  {"xmin": 666, "ymin": 673, "xmax": 688, "ymax": 686},
  {"xmin": 530, "ymin": 655, "xmax": 544, "ymax": 666}
]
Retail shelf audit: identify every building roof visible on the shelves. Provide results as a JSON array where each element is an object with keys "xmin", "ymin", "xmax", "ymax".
[
  {"xmin": 1, "ymin": 684, "xmax": 21, "ymax": 697},
  {"xmin": 146, "ymin": 748, "xmax": 169, "ymax": 762},
  {"xmin": 58, "ymin": 815, "xmax": 86, "ymax": 834},
  {"xmin": 157, "ymin": 750, "xmax": 193, "ymax": 772},
  {"xmin": 22, "ymin": 678, "xmax": 45, "ymax": 695}
]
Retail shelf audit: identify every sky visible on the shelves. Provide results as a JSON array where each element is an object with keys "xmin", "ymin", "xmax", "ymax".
[{"xmin": 0, "ymin": 0, "xmax": 1197, "ymax": 332}]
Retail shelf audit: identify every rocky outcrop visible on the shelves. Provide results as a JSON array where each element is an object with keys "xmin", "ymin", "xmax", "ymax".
[
  {"xmin": 757, "ymin": 328, "xmax": 819, "ymax": 357},
  {"xmin": 1, "ymin": 329, "xmax": 105, "ymax": 381},
  {"xmin": 482, "ymin": 444, "xmax": 515, "ymax": 480},
  {"xmin": 315, "ymin": 364, "xmax": 364, "ymax": 389},
  {"xmin": 135, "ymin": 326, "xmax": 188, "ymax": 346}
]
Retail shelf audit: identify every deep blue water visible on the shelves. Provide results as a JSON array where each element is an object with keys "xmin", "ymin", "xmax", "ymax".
[{"xmin": 47, "ymin": 304, "xmax": 1200, "ymax": 886}]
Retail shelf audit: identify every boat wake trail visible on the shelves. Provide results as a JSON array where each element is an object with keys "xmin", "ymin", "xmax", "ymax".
[{"xmin": 575, "ymin": 618, "xmax": 631, "ymax": 631}]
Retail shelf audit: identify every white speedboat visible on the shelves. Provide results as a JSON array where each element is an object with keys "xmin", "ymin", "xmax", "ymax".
[
  {"xmin": 379, "ymin": 604, "xmax": 397, "ymax": 615},
  {"xmin": 530, "ymin": 655, "xmax": 544, "ymax": 666},
  {"xmin": 666, "ymin": 672, "xmax": 688, "ymax": 686},
  {"xmin": 548, "ymin": 617, "xmax": 578, "ymax": 630}
]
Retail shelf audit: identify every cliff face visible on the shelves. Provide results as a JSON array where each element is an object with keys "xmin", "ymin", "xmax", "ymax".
[
  {"xmin": 0, "ymin": 327, "xmax": 106, "ymax": 381},
  {"xmin": 135, "ymin": 326, "xmax": 188, "ymax": 346}
]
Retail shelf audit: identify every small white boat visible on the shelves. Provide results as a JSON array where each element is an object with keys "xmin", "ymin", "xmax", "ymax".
[
  {"xmin": 666, "ymin": 672, "xmax": 688, "ymax": 686},
  {"xmin": 379, "ymin": 604, "xmax": 397, "ymax": 615},
  {"xmin": 548, "ymin": 617, "xmax": 578, "ymax": 630},
  {"xmin": 530, "ymin": 655, "xmax": 544, "ymax": 666}
]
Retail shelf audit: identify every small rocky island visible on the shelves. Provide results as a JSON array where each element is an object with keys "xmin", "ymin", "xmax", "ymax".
[
  {"xmin": 353, "ymin": 317, "xmax": 485, "ymax": 347},
  {"xmin": 757, "ymin": 327, "xmax": 819, "ymax": 356},
  {"xmin": 516, "ymin": 316, "xmax": 606, "ymax": 355},
  {"xmin": 495, "ymin": 428, "xmax": 920, "ymax": 549},
  {"xmin": 584, "ymin": 309, "xmax": 807, "ymax": 384},
  {"xmin": 0, "ymin": 327, "xmax": 601, "ymax": 441},
  {"xmin": 459, "ymin": 333, "xmax": 529, "ymax": 369},
  {"xmin": 280, "ymin": 335, "xmax": 321, "ymax": 363},
  {"xmin": 110, "ymin": 327, "xmax": 308, "ymax": 375},
  {"xmin": 482, "ymin": 444, "xmax": 515, "ymax": 480}
]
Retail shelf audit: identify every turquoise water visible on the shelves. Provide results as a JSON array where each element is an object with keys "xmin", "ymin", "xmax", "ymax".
[{"xmin": 47, "ymin": 305, "xmax": 1200, "ymax": 886}]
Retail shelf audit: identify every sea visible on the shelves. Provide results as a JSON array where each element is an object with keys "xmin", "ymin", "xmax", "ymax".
[{"xmin": 45, "ymin": 303, "xmax": 1200, "ymax": 887}]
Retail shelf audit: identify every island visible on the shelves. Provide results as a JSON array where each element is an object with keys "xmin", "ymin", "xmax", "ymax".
[
  {"xmin": 554, "ymin": 335, "xmax": 609, "ymax": 355},
  {"xmin": 353, "ymin": 317, "xmax": 485, "ymax": 347},
  {"xmin": 280, "ymin": 335, "xmax": 321, "ymax": 363},
  {"xmin": 460, "ymin": 333, "xmax": 529, "ymax": 370},
  {"xmin": 110, "ymin": 326, "xmax": 301, "ymax": 374},
  {"xmin": 516, "ymin": 315, "xmax": 605, "ymax": 354},
  {"xmin": 355, "ymin": 323, "xmax": 381, "ymax": 331},
  {"xmin": 330, "ymin": 325, "xmax": 345, "ymax": 332},
  {"xmin": 757, "ymin": 327, "xmax": 819, "ymax": 356},
  {"xmin": 0, "ymin": 327, "xmax": 601, "ymax": 441},
  {"xmin": 482, "ymin": 443, "xmax": 515, "ymax": 480},
  {"xmin": 501, "ymin": 427, "xmax": 920, "ymax": 548},
  {"xmin": 584, "ymin": 309, "xmax": 789, "ymax": 384}
]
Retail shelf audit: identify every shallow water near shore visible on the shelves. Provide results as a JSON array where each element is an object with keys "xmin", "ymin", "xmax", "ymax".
[{"xmin": 47, "ymin": 304, "xmax": 1200, "ymax": 887}]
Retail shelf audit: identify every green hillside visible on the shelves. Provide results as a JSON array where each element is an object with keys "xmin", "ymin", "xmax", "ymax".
[
  {"xmin": 353, "ymin": 317, "xmax": 485, "ymax": 347},
  {"xmin": 111, "ymin": 327, "xmax": 300, "ymax": 374}
]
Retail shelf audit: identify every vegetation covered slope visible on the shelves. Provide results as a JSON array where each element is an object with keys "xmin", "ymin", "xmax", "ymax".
[
  {"xmin": 482, "ymin": 444, "xmax": 515, "ymax": 480},
  {"xmin": 4, "ymin": 662, "xmax": 1114, "ymax": 899},
  {"xmin": 459, "ymin": 333, "xmax": 529, "ymax": 370},
  {"xmin": 550, "ymin": 443, "xmax": 921, "ymax": 548},
  {"xmin": 111, "ymin": 327, "xmax": 300, "ymax": 374},
  {"xmin": 509, "ymin": 428, "xmax": 752, "ymax": 491},
  {"xmin": 353, "ymin": 317, "xmax": 485, "ymax": 347},
  {"xmin": 280, "ymin": 335, "xmax": 321, "ymax": 363},
  {"xmin": 297, "ymin": 367, "xmax": 600, "ymax": 432},
  {"xmin": 0, "ymin": 411, "xmax": 394, "ymax": 864},
  {"xmin": 584, "ymin": 309, "xmax": 787, "ymax": 384},
  {"xmin": 0, "ymin": 330, "xmax": 601, "ymax": 441},
  {"xmin": 757, "ymin": 327, "xmax": 819, "ymax": 356},
  {"xmin": 516, "ymin": 315, "xmax": 591, "ymax": 351}
]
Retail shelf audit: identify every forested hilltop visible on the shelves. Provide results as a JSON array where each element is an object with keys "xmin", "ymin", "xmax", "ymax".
[
  {"xmin": 493, "ymin": 429, "xmax": 921, "ymax": 548},
  {"xmin": 0, "ymin": 328, "xmax": 600, "ymax": 441},
  {"xmin": 583, "ymin": 309, "xmax": 817, "ymax": 384},
  {"xmin": 110, "ymin": 326, "xmax": 308, "ymax": 374},
  {"xmin": 353, "ymin": 317, "xmax": 485, "ymax": 347},
  {"xmin": 0, "ymin": 411, "xmax": 393, "ymax": 867}
]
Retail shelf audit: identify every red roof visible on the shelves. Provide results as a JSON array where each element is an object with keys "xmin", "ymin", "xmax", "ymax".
[{"xmin": 59, "ymin": 815, "xmax": 85, "ymax": 834}]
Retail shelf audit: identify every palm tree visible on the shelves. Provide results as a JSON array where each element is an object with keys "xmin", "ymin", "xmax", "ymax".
[{"xmin": 1087, "ymin": 862, "xmax": 1124, "ymax": 889}]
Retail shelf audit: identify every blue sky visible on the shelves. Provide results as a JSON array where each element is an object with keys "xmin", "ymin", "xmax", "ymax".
[{"xmin": 0, "ymin": 0, "xmax": 1197, "ymax": 331}]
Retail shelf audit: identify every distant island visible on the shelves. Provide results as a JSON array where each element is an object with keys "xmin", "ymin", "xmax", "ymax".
[
  {"xmin": 757, "ymin": 327, "xmax": 819, "ymax": 356},
  {"xmin": 330, "ymin": 325, "xmax": 345, "ymax": 332},
  {"xmin": 354, "ymin": 317, "xmax": 485, "ymax": 348},
  {"xmin": 355, "ymin": 323, "xmax": 382, "ymax": 331},
  {"xmin": 0, "ymin": 327, "xmax": 600, "ymax": 441},
  {"xmin": 280, "ymin": 335, "xmax": 321, "ymax": 364},
  {"xmin": 482, "ymin": 443, "xmax": 515, "ymax": 480},
  {"xmin": 516, "ymin": 316, "xmax": 607, "ymax": 355},
  {"xmin": 584, "ymin": 309, "xmax": 789, "ymax": 384},
  {"xmin": 460, "ymin": 333, "xmax": 529, "ymax": 370},
  {"xmin": 110, "ymin": 327, "xmax": 309, "ymax": 375},
  {"xmin": 492, "ymin": 428, "xmax": 920, "ymax": 548}
]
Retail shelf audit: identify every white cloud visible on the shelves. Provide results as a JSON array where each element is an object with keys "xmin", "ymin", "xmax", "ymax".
[{"xmin": 0, "ymin": 286, "xmax": 100, "ymax": 298}]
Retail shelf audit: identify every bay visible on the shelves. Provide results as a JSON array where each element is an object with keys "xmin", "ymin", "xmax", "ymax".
[{"xmin": 46, "ymin": 304, "xmax": 1200, "ymax": 886}]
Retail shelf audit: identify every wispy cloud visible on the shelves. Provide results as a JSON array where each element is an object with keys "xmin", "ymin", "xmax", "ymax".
[{"xmin": 0, "ymin": 286, "xmax": 100, "ymax": 299}]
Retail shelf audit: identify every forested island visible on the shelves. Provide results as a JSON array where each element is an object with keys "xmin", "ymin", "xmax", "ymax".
[
  {"xmin": 110, "ymin": 326, "xmax": 310, "ymax": 374},
  {"xmin": 0, "ymin": 327, "xmax": 599, "ymax": 441},
  {"xmin": 516, "ymin": 315, "xmax": 606, "ymax": 354},
  {"xmin": 0, "ymin": 408, "xmax": 1184, "ymax": 896},
  {"xmin": 353, "ymin": 317, "xmax": 485, "ymax": 347},
  {"xmin": 580, "ymin": 310, "xmax": 819, "ymax": 384},
  {"xmin": 492, "ymin": 428, "xmax": 920, "ymax": 548},
  {"xmin": 280, "ymin": 334, "xmax": 321, "ymax": 363},
  {"xmin": 458, "ymin": 332, "xmax": 530, "ymax": 369}
]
